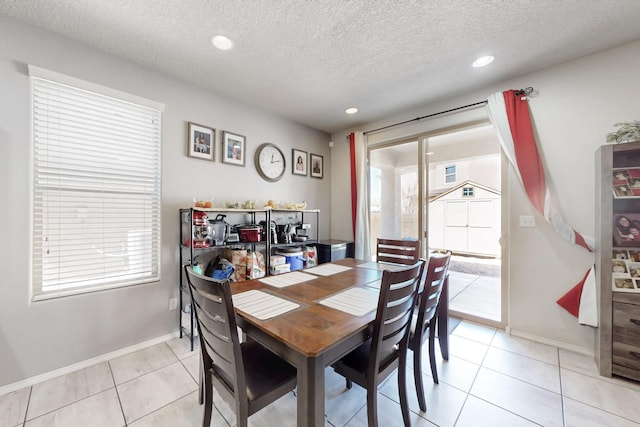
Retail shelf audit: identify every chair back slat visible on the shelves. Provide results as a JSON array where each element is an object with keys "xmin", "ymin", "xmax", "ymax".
[
  {"xmin": 376, "ymin": 238, "xmax": 421, "ymax": 265},
  {"xmin": 190, "ymin": 295, "xmax": 235, "ymax": 362},
  {"xmin": 184, "ymin": 266, "xmax": 245, "ymax": 404},
  {"xmin": 371, "ymin": 261, "xmax": 425, "ymax": 377}
]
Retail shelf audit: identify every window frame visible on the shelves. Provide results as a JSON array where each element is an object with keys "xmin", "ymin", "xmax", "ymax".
[{"xmin": 29, "ymin": 65, "xmax": 164, "ymax": 301}]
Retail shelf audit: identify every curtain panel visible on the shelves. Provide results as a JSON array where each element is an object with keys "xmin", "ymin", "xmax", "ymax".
[{"xmin": 487, "ymin": 90, "xmax": 597, "ymax": 327}]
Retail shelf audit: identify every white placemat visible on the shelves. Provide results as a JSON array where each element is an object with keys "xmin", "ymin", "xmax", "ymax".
[
  {"xmin": 318, "ymin": 287, "xmax": 379, "ymax": 316},
  {"xmin": 259, "ymin": 271, "xmax": 317, "ymax": 288},
  {"xmin": 233, "ymin": 290, "xmax": 299, "ymax": 320},
  {"xmin": 305, "ymin": 264, "xmax": 352, "ymax": 276},
  {"xmin": 363, "ymin": 279, "xmax": 382, "ymax": 289},
  {"xmin": 356, "ymin": 261, "xmax": 406, "ymax": 272}
]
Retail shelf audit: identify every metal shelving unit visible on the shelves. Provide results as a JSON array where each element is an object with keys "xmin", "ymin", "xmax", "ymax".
[{"xmin": 179, "ymin": 207, "xmax": 320, "ymax": 350}]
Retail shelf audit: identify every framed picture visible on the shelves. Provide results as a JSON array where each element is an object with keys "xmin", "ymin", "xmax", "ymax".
[
  {"xmin": 292, "ymin": 149, "xmax": 308, "ymax": 176},
  {"xmin": 310, "ymin": 153, "xmax": 323, "ymax": 179},
  {"xmin": 222, "ymin": 131, "xmax": 246, "ymax": 166},
  {"xmin": 614, "ymin": 212, "xmax": 640, "ymax": 247},
  {"xmin": 187, "ymin": 122, "xmax": 215, "ymax": 161}
]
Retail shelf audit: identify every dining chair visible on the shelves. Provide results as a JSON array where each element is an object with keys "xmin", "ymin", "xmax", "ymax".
[
  {"xmin": 376, "ymin": 238, "xmax": 421, "ymax": 265},
  {"xmin": 332, "ymin": 260, "xmax": 425, "ymax": 427},
  {"xmin": 408, "ymin": 252, "xmax": 451, "ymax": 412},
  {"xmin": 184, "ymin": 266, "xmax": 297, "ymax": 427}
]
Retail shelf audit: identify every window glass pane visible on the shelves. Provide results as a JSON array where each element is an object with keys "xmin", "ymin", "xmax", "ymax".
[{"xmin": 445, "ymin": 164, "xmax": 456, "ymax": 183}]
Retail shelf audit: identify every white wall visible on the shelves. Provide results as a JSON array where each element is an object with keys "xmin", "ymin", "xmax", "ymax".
[
  {"xmin": 0, "ymin": 16, "xmax": 331, "ymax": 388},
  {"xmin": 430, "ymin": 155, "xmax": 501, "ymax": 192},
  {"xmin": 331, "ymin": 39, "xmax": 640, "ymax": 353}
]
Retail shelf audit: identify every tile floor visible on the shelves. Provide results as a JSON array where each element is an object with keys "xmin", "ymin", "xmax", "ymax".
[
  {"xmin": 2, "ymin": 320, "xmax": 640, "ymax": 426},
  {"xmin": 448, "ymin": 271, "xmax": 501, "ymax": 322},
  {"xmin": 447, "ymin": 255, "xmax": 501, "ymax": 322}
]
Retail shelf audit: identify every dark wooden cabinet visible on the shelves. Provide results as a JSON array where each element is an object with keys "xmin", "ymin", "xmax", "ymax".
[
  {"xmin": 317, "ymin": 240, "xmax": 354, "ymax": 264},
  {"xmin": 596, "ymin": 141, "xmax": 640, "ymax": 381}
]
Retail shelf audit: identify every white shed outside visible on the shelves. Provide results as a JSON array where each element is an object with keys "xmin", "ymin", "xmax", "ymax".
[{"xmin": 429, "ymin": 180, "xmax": 500, "ymax": 257}]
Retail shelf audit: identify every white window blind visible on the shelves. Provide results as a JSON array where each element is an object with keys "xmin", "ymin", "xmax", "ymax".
[{"xmin": 30, "ymin": 66, "xmax": 163, "ymax": 300}]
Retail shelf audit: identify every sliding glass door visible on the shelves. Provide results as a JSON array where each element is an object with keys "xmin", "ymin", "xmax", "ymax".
[
  {"xmin": 368, "ymin": 124, "xmax": 504, "ymax": 326},
  {"xmin": 369, "ymin": 139, "xmax": 423, "ymax": 258}
]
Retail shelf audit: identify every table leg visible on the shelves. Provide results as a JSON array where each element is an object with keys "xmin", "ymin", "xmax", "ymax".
[
  {"xmin": 437, "ymin": 274, "xmax": 449, "ymax": 360},
  {"xmin": 297, "ymin": 355, "xmax": 325, "ymax": 427}
]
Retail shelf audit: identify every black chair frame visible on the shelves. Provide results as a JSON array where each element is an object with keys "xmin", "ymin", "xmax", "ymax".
[
  {"xmin": 184, "ymin": 266, "xmax": 296, "ymax": 427},
  {"xmin": 332, "ymin": 260, "xmax": 425, "ymax": 427},
  {"xmin": 376, "ymin": 238, "xmax": 421, "ymax": 266},
  {"xmin": 408, "ymin": 252, "xmax": 451, "ymax": 412}
]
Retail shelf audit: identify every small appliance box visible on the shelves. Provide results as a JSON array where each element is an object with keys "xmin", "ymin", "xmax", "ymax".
[
  {"xmin": 246, "ymin": 251, "xmax": 266, "ymax": 279},
  {"xmin": 224, "ymin": 248, "xmax": 247, "ymax": 282},
  {"xmin": 270, "ymin": 263, "xmax": 291, "ymax": 275},
  {"xmin": 270, "ymin": 255, "xmax": 286, "ymax": 266},
  {"xmin": 275, "ymin": 249, "xmax": 304, "ymax": 271}
]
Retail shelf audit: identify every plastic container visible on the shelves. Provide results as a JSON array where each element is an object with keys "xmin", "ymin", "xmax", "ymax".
[{"xmin": 275, "ymin": 250, "xmax": 304, "ymax": 271}]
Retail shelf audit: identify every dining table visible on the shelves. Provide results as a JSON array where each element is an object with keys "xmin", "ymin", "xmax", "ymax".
[{"xmin": 230, "ymin": 257, "xmax": 449, "ymax": 427}]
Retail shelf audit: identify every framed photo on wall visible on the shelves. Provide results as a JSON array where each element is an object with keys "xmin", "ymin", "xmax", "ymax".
[
  {"xmin": 222, "ymin": 131, "xmax": 246, "ymax": 166},
  {"xmin": 187, "ymin": 122, "xmax": 215, "ymax": 161},
  {"xmin": 292, "ymin": 149, "xmax": 308, "ymax": 176},
  {"xmin": 310, "ymin": 153, "xmax": 323, "ymax": 179}
]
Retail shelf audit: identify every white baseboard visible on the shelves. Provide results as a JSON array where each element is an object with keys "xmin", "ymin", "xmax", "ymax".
[
  {"xmin": 0, "ymin": 332, "xmax": 180, "ymax": 396},
  {"xmin": 508, "ymin": 328, "xmax": 594, "ymax": 357}
]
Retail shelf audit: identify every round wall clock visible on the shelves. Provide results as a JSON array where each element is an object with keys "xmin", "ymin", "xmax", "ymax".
[{"xmin": 255, "ymin": 143, "xmax": 286, "ymax": 182}]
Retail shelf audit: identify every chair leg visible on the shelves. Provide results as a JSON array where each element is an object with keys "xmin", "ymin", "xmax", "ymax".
[
  {"xmin": 346, "ymin": 378, "xmax": 353, "ymax": 389},
  {"xmin": 399, "ymin": 352, "xmax": 412, "ymax": 427},
  {"xmin": 236, "ymin": 408, "xmax": 248, "ymax": 427},
  {"xmin": 202, "ymin": 372, "xmax": 213, "ymax": 427},
  {"xmin": 366, "ymin": 388, "xmax": 378, "ymax": 427},
  {"xmin": 413, "ymin": 341, "xmax": 427, "ymax": 412},
  {"xmin": 428, "ymin": 324, "xmax": 439, "ymax": 385},
  {"xmin": 198, "ymin": 356, "xmax": 204, "ymax": 404}
]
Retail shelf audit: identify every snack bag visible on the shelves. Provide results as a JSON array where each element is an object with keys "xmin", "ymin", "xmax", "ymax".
[
  {"xmin": 224, "ymin": 248, "xmax": 247, "ymax": 282},
  {"xmin": 304, "ymin": 246, "xmax": 318, "ymax": 268},
  {"xmin": 247, "ymin": 251, "xmax": 266, "ymax": 279}
]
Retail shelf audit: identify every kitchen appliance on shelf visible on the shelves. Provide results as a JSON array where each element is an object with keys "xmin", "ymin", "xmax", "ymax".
[
  {"xmin": 294, "ymin": 223, "xmax": 311, "ymax": 242},
  {"xmin": 189, "ymin": 211, "xmax": 210, "ymax": 248},
  {"xmin": 237, "ymin": 224, "xmax": 263, "ymax": 242},
  {"xmin": 277, "ymin": 223, "xmax": 297, "ymax": 244},
  {"xmin": 207, "ymin": 214, "xmax": 230, "ymax": 246},
  {"xmin": 227, "ymin": 225, "xmax": 240, "ymax": 243},
  {"xmin": 260, "ymin": 220, "xmax": 278, "ymax": 244}
]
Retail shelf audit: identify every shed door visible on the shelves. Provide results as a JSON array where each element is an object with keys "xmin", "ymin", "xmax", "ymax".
[
  {"xmin": 443, "ymin": 199, "xmax": 498, "ymax": 255},
  {"xmin": 444, "ymin": 201, "xmax": 468, "ymax": 252},
  {"xmin": 467, "ymin": 200, "xmax": 496, "ymax": 254}
]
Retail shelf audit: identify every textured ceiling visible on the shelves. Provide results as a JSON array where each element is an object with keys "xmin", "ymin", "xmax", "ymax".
[{"xmin": 2, "ymin": 0, "xmax": 640, "ymax": 133}]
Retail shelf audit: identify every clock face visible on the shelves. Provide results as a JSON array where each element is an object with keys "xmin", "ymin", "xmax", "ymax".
[{"xmin": 255, "ymin": 143, "xmax": 286, "ymax": 182}]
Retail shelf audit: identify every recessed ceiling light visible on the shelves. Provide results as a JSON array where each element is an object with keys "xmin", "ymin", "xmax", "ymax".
[
  {"xmin": 345, "ymin": 107, "xmax": 358, "ymax": 115},
  {"xmin": 211, "ymin": 35, "xmax": 233, "ymax": 50},
  {"xmin": 472, "ymin": 55, "xmax": 494, "ymax": 67}
]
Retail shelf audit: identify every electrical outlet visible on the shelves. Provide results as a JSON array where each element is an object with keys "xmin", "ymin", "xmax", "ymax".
[
  {"xmin": 169, "ymin": 297, "xmax": 178, "ymax": 310},
  {"xmin": 519, "ymin": 215, "xmax": 535, "ymax": 227}
]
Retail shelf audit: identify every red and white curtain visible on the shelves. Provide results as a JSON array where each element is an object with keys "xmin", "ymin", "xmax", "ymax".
[
  {"xmin": 349, "ymin": 132, "xmax": 371, "ymax": 260},
  {"xmin": 487, "ymin": 90, "xmax": 597, "ymax": 327}
]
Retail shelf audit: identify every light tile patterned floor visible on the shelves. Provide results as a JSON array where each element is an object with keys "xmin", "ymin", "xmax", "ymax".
[{"xmin": 2, "ymin": 320, "xmax": 640, "ymax": 426}]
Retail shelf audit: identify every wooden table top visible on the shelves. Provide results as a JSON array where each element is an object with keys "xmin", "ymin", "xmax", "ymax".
[{"xmin": 230, "ymin": 258, "xmax": 383, "ymax": 357}]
